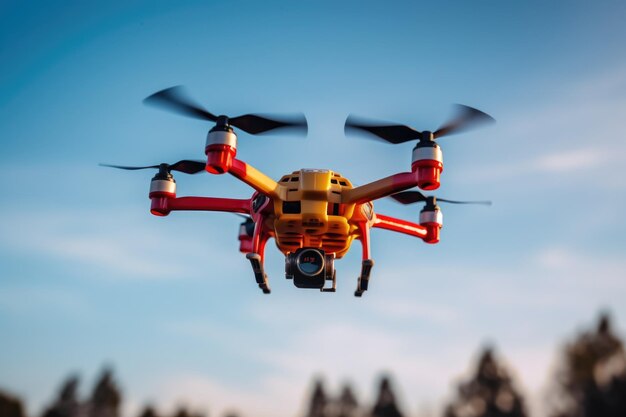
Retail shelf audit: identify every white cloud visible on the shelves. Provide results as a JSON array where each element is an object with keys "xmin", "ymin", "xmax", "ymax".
[
  {"xmin": 457, "ymin": 66, "xmax": 626, "ymax": 187},
  {"xmin": 533, "ymin": 148, "xmax": 609, "ymax": 172},
  {"xmin": 533, "ymin": 246, "xmax": 626, "ymax": 291},
  {"xmin": 461, "ymin": 145, "xmax": 625, "ymax": 185}
]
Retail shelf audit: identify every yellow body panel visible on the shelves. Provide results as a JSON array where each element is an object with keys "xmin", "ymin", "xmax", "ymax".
[{"xmin": 272, "ymin": 169, "xmax": 363, "ymax": 258}]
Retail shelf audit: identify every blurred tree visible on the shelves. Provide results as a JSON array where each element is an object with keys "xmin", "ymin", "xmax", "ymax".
[
  {"xmin": 549, "ymin": 313, "xmax": 626, "ymax": 417},
  {"xmin": 444, "ymin": 347, "xmax": 527, "ymax": 417},
  {"xmin": 137, "ymin": 405, "xmax": 159, "ymax": 417},
  {"xmin": 41, "ymin": 375, "xmax": 82, "ymax": 417},
  {"xmin": 171, "ymin": 406, "xmax": 204, "ymax": 417},
  {"xmin": 336, "ymin": 384, "xmax": 358, "ymax": 417},
  {"xmin": 305, "ymin": 379, "xmax": 329, "ymax": 417},
  {"xmin": 0, "ymin": 390, "xmax": 26, "ymax": 417},
  {"xmin": 371, "ymin": 376, "xmax": 404, "ymax": 417},
  {"xmin": 88, "ymin": 368, "xmax": 121, "ymax": 417}
]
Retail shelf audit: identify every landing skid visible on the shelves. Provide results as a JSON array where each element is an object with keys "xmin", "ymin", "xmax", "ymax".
[
  {"xmin": 246, "ymin": 253, "xmax": 271, "ymax": 294},
  {"xmin": 354, "ymin": 259, "xmax": 374, "ymax": 297}
]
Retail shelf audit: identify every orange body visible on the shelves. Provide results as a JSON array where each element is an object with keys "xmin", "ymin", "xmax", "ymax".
[{"xmin": 257, "ymin": 169, "xmax": 373, "ymax": 258}]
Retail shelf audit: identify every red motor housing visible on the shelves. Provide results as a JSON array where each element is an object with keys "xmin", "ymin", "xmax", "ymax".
[
  {"xmin": 205, "ymin": 128, "xmax": 237, "ymax": 174},
  {"xmin": 411, "ymin": 140, "xmax": 443, "ymax": 191},
  {"xmin": 238, "ymin": 221, "xmax": 254, "ymax": 253},
  {"xmin": 149, "ymin": 175, "xmax": 176, "ymax": 216},
  {"xmin": 419, "ymin": 207, "xmax": 443, "ymax": 244}
]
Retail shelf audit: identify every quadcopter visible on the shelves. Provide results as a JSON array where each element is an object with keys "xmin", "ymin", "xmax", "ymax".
[{"xmin": 102, "ymin": 86, "xmax": 494, "ymax": 297}]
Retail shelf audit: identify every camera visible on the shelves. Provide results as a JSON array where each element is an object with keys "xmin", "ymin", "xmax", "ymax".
[{"xmin": 285, "ymin": 248, "xmax": 335, "ymax": 289}]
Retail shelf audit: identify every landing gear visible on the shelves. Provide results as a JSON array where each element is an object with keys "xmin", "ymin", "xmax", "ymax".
[
  {"xmin": 246, "ymin": 221, "xmax": 271, "ymax": 294},
  {"xmin": 321, "ymin": 269, "xmax": 337, "ymax": 293},
  {"xmin": 246, "ymin": 253, "xmax": 270, "ymax": 294},
  {"xmin": 354, "ymin": 222, "xmax": 374, "ymax": 297},
  {"xmin": 354, "ymin": 259, "xmax": 374, "ymax": 297}
]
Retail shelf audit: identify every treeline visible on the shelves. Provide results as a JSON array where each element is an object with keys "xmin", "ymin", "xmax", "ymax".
[{"xmin": 1, "ymin": 314, "xmax": 625, "ymax": 417}]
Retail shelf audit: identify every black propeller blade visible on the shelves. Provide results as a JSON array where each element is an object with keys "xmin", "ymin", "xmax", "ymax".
[
  {"xmin": 390, "ymin": 190, "xmax": 492, "ymax": 206},
  {"xmin": 433, "ymin": 104, "xmax": 495, "ymax": 139},
  {"xmin": 344, "ymin": 116, "xmax": 422, "ymax": 144},
  {"xmin": 345, "ymin": 104, "xmax": 494, "ymax": 144},
  {"xmin": 99, "ymin": 160, "xmax": 206, "ymax": 174},
  {"xmin": 144, "ymin": 86, "xmax": 217, "ymax": 121},
  {"xmin": 229, "ymin": 113, "xmax": 307, "ymax": 135},
  {"xmin": 144, "ymin": 86, "xmax": 308, "ymax": 135}
]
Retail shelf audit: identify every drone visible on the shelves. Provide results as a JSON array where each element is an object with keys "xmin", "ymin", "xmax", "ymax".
[{"xmin": 102, "ymin": 86, "xmax": 494, "ymax": 297}]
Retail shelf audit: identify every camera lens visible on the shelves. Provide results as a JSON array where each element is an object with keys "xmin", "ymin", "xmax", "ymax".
[{"xmin": 296, "ymin": 249, "xmax": 325, "ymax": 276}]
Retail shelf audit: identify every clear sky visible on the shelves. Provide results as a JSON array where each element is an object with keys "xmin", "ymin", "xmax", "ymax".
[{"xmin": 2, "ymin": 1, "xmax": 626, "ymax": 417}]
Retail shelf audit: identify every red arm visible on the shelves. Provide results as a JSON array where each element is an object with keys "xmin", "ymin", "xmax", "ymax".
[
  {"xmin": 150, "ymin": 196, "xmax": 251, "ymax": 216},
  {"xmin": 342, "ymin": 171, "xmax": 419, "ymax": 205},
  {"xmin": 372, "ymin": 213, "xmax": 428, "ymax": 239}
]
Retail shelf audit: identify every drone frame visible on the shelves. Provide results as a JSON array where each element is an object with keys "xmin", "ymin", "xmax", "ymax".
[{"xmin": 109, "ymin": 86, "xmax": 493, "ymax": 296}]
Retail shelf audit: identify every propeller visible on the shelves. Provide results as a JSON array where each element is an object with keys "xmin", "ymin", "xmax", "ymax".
[
  {"xmin": 99, "ymin": 160, "xmax": 206, "ymax": 175},
  {"xmin": 345, "ymin": 104, "xmax": 495, "ymax": 144},
  {"xmin": 390, "ymin": 190, "xmax": 492, "ymax": 206},
  {"xmin": 144, "ymin": 86, "xmax": 308, "ymax": 135}
]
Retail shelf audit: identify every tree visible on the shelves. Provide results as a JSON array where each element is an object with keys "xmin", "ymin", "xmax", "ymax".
[
  {"xmin": 171, "ymin": 406, "xmax": 204, "ymax": 417},
  {"xmin": 0, "ymin": 390, "xmax": 26, "ymax": 417},
  {"xmin": 305, "ymin": 379, "xmax": 329, "ymax": 417},
  {"xmin": 444, "ymin": 347, "xmax": 527, "ymax": 417},
  {"xmin": 371, "ymin": 376, "xmax": 404, "ymax": 417},
  {"xmin": 550, "ymin": 313, "xmax": 626, "ymax": 417},
  {"xmin": 41, "ymin": 375, "xmax": 82, "ymax": 417},
  {"xmin": 336, "ymin": 384, "xmax": 358, "ymax": 417},
  {"xmin": 137, "ymin": 405, "xmax": 159, "ymax": 417},
  {"xmin": 88, "ymin": 368, "xmax": 121, "ymax": 417}
]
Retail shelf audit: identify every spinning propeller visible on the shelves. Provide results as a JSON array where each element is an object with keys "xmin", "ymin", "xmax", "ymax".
[
  {"xmin": 99, "ymin": 160, "xmax": 207, "ymax": 175},
  {"xmin": 390, "ymin": 190, "xmax": 492, "ymax": 207},
  {"xmin": 345, "ymin": 104, "xmax": 495, "ymax": 144},
  {"xmin": 144, "ymin": 86, "xmax": 308, "ymax": 135}
]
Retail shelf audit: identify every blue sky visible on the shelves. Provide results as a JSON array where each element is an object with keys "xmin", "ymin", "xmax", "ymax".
[{"xmin": 2, "ymin": 1, "xmax": 626, "ymax": 416}]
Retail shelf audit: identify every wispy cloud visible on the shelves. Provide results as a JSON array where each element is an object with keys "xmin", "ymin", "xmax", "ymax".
[
  {"xmin": 533, "ymin": 148, "xmax": 611, "ymax": 172},
  {"xmin": 459, "ymin": 66, "xmax": 626, "ymax": 187},
  {"xmin": 462, "ymin": 145, "xmax": 626, "ymax": 185},
  {"xmin": 533, "ymin": 246, "xmax": 626, "ymax": 291},
  {"xmin": 0, "ymin": 208, "xmax": 220, "ymax": 280}
]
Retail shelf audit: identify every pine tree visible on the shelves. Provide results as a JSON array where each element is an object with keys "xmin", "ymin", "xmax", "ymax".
[
  {"xmin": 0, "ymin": 390, "xmax": 26, "ymax": 417},
  {"xmin": 137, "ymin": 405, "xmax": 159, "ymax": 417},
  {"xmin": 88, "ymin": 368, "xmax": 121, "ymax": 417},
  {"xmin": 305, "ymin": 379, "xmax": 329, "ymax": 417},
  {"xmin": 550, "ymin": 313, "xmax": 626, "ymax": 417},
  {"xmin": 41, "ymin": 375, "xmax": 82, "ymax": 417},
  {"xmin": 171, "ymin": 406, "xmax": 204, "ymax": 417},
  {"xmin": 336, "ymin": 384, "xmax": 358, "ymax": 417},
  {"xmin": 444, "ymin": 347, "xmax": 527, "ymax": 417},
  {"xmin": 371, "ymin": 376, "xmax": 404, "ymax": 417}
]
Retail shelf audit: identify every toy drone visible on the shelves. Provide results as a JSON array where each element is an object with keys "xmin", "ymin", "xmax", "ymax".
[{"xmin": 102, "ymin": 86, "xmax": 494, "ymax": 296}]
